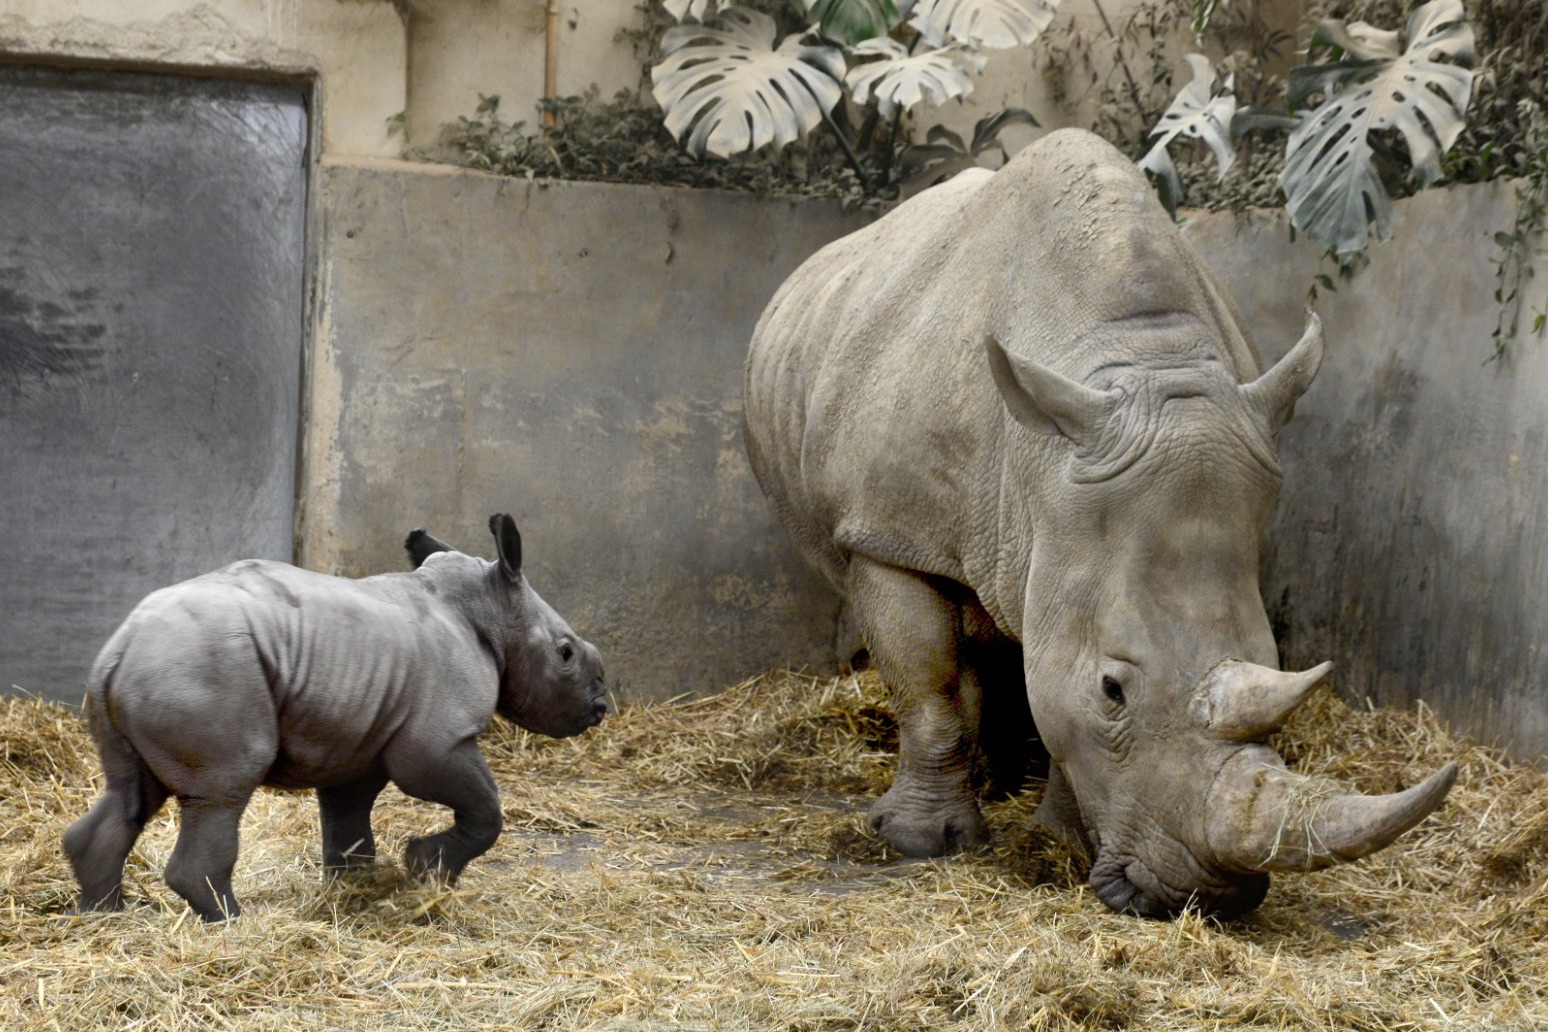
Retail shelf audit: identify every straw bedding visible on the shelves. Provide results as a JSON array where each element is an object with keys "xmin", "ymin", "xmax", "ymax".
[{"xmin": 3, "ymin": 670, "xmax": 1546, "ymax": 1030}]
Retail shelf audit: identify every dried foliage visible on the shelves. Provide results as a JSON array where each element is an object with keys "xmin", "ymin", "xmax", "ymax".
[
  {"xmin": 5, "ymin": 670, "xmax": 1548, "ymax": 1029},
  {"xmin": 419, "ymin": 89, "xmax": 879, "ymax": 208}
]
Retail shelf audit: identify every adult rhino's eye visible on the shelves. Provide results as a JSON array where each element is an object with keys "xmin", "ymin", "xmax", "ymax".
[{"xmin": 1101, "ymin": 675, "xmax": 1125, "ymax": 705}]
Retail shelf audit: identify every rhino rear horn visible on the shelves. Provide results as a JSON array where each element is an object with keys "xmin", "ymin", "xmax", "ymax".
[
  {"xmin": 984, "ymin": 334, "xmax": 1119, "ymax": 441},
  {"xmin": 489, "ymin": 513, "xmax": 523, "ymax": 580},
  {"xmin": 1193, "ymin": 660, "xmax": 1333, "ymax": 741},
  {"xmin": 1240, "ymin": 310, "xmax": 1323, "ymax": 429},
  {"xmin": 404, "ymin": 529, "xmax": 456, "ymax": 569}
]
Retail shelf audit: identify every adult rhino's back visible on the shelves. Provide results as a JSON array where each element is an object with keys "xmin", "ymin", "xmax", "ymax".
[{"xmin": 744, "ymin": 129, "xmax": 1255, "ymax": 598}]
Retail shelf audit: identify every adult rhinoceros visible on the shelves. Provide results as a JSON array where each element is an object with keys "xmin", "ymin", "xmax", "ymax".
[{"xmin": 743, "ymin": 129, "xmax": 1455, "ymax": 918}]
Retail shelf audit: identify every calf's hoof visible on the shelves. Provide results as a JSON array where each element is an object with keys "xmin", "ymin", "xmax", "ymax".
[
  {"xmin": 404, "ymin": 838, "xmax": 460, "ymax": 884},
  {"xmin": 867, "ymin": 785, "xmax": 989, "ymax": 857}
]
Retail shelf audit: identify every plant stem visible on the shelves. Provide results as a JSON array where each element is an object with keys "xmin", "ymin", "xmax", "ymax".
[
  {"xmin": 1091, "ymin": 0, "xmax": 1146, "ymax": 135},
  {"xmin": 823, "ymin": 106, "xmax": 870, "ymax": 192},
  {"xmin": 879, "ymin": 27, "xmax": 925, "ymax": 186}
]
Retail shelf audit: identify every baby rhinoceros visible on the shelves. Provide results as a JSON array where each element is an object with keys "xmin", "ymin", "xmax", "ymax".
[{"xmin": 64, "ymin": 513, "xmax": 606, "ymax": 921}]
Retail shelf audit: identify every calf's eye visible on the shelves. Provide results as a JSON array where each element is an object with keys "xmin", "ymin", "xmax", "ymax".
[{"xmin": 559, "ymin": 642, "xmax": 575, "ymax": 663}]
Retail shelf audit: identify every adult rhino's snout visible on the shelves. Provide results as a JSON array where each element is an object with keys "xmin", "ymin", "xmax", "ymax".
[{"xmin": 1196, "ymin": 658, "xmax": 1457, "ymax": 875}]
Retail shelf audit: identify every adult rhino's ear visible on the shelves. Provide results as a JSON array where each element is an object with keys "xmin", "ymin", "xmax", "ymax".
[
  {"xmin": 489, "ymin": 513, "xmax": 522, "ymax": 581},
  {"xmin": 404, "ymin": 529, "xmax": 455, "ymax": 569},
  {"xmin": 1240, "ymin": 310, "xmax": 1323, "ymax": 430},
  {"xmin": 984, "ymin": 333, "xmax": 1118, "ymax": 442}
]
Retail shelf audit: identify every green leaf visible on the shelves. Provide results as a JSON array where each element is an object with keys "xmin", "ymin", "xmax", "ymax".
[
  {"xmin": 924, "ymin": 124, "xmax": 968, "ymax": 152},
  {"xmin": 802, "ymin": 0, "xmax": 901, "ymax": 45},
  {"xmin": 1230, "ymin": 105, "xmax": 1300, "ymax": 136},
  {"xmin": 663, "ymin": 0, "xmax": 733, "ymax": 20},
  {"xmin": 968, "ymin": 107, "xmax": 1039, "ymax": 155},
  {"xmin": 1189, "ymin": 0, "xmax": 1226, "ymax": 38},
  {"xmin": 652, "ymin": 9, "xmax": 845, "ymax": 158},
  {"xmin": 1280, "ymin": 0, "xmax": 1475, "ymax": 255}
]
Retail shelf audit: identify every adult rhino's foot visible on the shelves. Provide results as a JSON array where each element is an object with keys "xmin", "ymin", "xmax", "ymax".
[{"xmin": 867, "ymin": 782, "xmax": 988, "ymax": 857}]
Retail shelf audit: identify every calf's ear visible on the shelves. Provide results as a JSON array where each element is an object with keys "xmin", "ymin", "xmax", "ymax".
[
  {"xmin": 404, "ymin": 529, "xmax": 456, "ymax": 569},
  {"xmin": 489, "ymin": 513, "xmax": 523, "ymax": 581}
]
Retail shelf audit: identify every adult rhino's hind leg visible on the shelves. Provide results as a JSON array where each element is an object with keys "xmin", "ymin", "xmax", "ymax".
[
  {"xmin": 851, "ymin": 557, "xmax": 988, "ymax": 857},
  {"xmin": 318, "ymin": 771, "xmax": 390, "ymax": 871},
  {"xmin": 963, "ymin": 631, "xmax": 1041, "ymax": 799}
]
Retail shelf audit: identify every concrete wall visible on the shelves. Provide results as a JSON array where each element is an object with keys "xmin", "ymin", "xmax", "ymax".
[
  {"xmin": 1184, "ymin": 180, "xmax": 1548, "ymax": 756},
  {"xmin": 304, "ymin": 160, "xmax": 869, "ymax": 701},
  {"xmin": 402, "ymin": 0, "xmax": 642, "ymax": 148},
  {"xmin": 301, "ymin": 161, "xmax": 1548, "ymax": 750}
]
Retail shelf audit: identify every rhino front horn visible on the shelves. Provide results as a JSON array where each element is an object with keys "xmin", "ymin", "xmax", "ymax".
[{"xmin": 1206, "ymin": 752, "xmax": 1458, "ymax": 874}]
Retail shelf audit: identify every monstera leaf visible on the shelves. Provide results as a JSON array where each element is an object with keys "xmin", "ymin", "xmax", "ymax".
[
  {"xmin": 844, "ymin": 38, "xmax": 977, "ymax": 117},
  {"xmin": 1280, "ymin": 0, "xmax": 1475, "ymax": 255},
  {"xmin": 909, "ymin": 0, "xmax": 1062, "ymax": 49},
  {"xmin": 663, "ymin": 0, "xmax": 731, "ymax": 21},
  {"xmin": 1139, "ymin": 54, "xmax": 1238, "ymax": 215},
  {"xmin": 801, "ymin": 0, "xmax": 902, "ymax": 46},
  {"xmin": 653, "ymin": 8, "xmax": 846, "ymax": 158},
  {"xmin": 898, "ymin": 108, "xmax": 1039, "ymax": 195}
]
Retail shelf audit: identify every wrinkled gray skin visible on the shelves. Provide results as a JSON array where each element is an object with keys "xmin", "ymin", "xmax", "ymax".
[
  {"xmin": 744, "ymin": 129, "xmax": 1455, "ymax": 918},
  {"xmin": 64, "ymin": 514, "xmax": 606, "ymax": 921}
]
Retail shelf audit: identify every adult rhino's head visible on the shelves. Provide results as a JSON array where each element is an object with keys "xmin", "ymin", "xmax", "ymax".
[
  {"xmin": 405, "ymin": 515, "xmax": 608, "ymax": 738},
  {"xmin": 985, "ymin": 313, "xmax": 1455, "ymax": 918}
]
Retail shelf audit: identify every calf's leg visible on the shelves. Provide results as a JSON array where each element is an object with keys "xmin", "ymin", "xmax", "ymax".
[
  {"xmin": 63, "ymin": 711, "xmax": 170, "ymax": 913},
  {"xmin": 318, "ymin": 772, "xmax": 390, "ymax": 871},
  {"xmin": 63, "ymin": 778, "xmax": 170, "ymax": 912},
  {"xmin": 389, "ymin": 739, "xmax": 503, "ymax": 883},
  {"xmin": 163, "ymin": 795, "xmax": 251, "ymax": 921},
  {"xmin": 851, "ymin": 557, "xmax": 988, "ymax": 856}
]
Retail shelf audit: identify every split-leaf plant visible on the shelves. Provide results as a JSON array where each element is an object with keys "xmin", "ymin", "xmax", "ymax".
[
  {"xmin": 1140, "ymin": 0, "xmax": 1477, "ymax": 257},
  {"xmin": 649, "ymin": 0, "xmax": 1053, "ymax": 195}
]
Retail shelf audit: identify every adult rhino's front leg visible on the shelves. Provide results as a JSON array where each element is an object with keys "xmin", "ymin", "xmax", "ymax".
[
  {"xmin": 387, "ymin": 739, "xmax": 503, "ymax": 883},
  {"xmin": 850, "ymin": 557, "xmax": 987, "ymax": 856}
]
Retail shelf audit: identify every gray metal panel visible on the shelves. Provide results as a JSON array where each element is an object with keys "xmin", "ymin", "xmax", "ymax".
[{"xmin": 0, "ymin": 65, "xmax": 307, "ymax": 704}]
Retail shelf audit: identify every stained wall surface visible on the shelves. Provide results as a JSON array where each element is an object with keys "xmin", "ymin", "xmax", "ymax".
[
  {"xmin": 305, "ymin": 162, "xmax": 869, "ymax": 701},
  {"xmin": 1184, "ymin": 180, "xmax": 1548, "ymax": 756}
]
